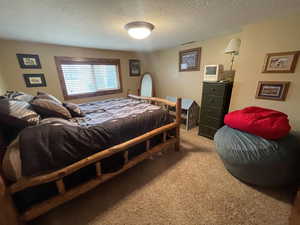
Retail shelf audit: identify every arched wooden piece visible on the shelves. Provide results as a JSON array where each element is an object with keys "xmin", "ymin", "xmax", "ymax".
[{"xmin": 139, "ymin": 73, "xmax": 155, "ymax": 97}]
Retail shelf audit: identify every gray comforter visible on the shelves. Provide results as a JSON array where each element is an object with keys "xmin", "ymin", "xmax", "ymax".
[{"xmin": 19, "ymin": 98, "xmax": 172, "ymax": 177}]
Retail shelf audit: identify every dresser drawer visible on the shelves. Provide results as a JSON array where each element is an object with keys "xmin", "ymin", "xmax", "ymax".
[
  {"xmin": 202, "ymin": 95, "xmax": 225, "ymax": 108},
  {"xmin": 199, "ymin": 114, "xmax": 223, "ymax": 128},
  {"xmin": 203, "ymin": 83, "xmax": 226, "ymax": 96},
  {"xmin": 200, "ymin": 107, "xmax": 224, "ymax": 118},
  {"xmin": 199, "ymin": 82, "xmax": 233, "ymax": 139},
  {"xmin": 198, "ymin": 125, "xmax": 218, "ymax": 139}
]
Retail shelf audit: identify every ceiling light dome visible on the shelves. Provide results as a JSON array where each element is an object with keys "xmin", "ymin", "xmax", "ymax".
[{"xmin": 125, "ymin": 21, "xmax": 155, "ymax": 40}]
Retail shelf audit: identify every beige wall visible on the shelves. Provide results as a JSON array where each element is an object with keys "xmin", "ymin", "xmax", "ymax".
[
  {"xmin": 0, "ymin": 40, "xmax": 142, "ymax": 103},
  {"xmin": 144, "ymin": 32, "xmax": 241, "ymax": 104},
  {"xmin": 145, "ymin": 12, "xmax": 300, "ymax": 132},
  {"xmin": 231, "ymin": 13, "xmax": 300, "ymax": 132}
]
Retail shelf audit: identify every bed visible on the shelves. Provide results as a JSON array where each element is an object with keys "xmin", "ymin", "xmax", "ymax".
[{"xmin": 0, "ymin": 94, "xmax": 182, "ymax": 225}]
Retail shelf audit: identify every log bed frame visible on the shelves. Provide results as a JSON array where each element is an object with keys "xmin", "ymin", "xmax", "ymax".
[{"xmin": 0, "ymin": 95, "xmax": 182, "ymax": 225}]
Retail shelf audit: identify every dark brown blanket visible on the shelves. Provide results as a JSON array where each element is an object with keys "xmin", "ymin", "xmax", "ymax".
[{"xmin": 19, "ymin": 98, "xmax": 172, "ymax": 177}]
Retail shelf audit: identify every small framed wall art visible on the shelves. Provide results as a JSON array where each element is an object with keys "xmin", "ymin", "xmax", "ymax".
[
  {"xmin": 262, "ymin": 51, "xmax": 299, "ymax": 73},
  {"xmin": 17, "ymin": 54, "xmax": 42, "ymax": 69},
  {"xmin": 179, "ymin": 47, "xmax": 201, "ymax": 72},
  {"xmin": 23, "ymin": 74, "xmax": 47, "ymax": 87},
  {"xmin": 255, "ymin": 81, "xmax": 290, "ymax": 101},
  {"xmin": 129, "ymin": 59, "xmax": 141, "ymax": 76}
]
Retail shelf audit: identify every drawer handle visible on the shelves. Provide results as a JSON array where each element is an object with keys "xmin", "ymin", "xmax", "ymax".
[{"xmin": 211, "ymin": 88, "xmax": 216, "ymax": 92}]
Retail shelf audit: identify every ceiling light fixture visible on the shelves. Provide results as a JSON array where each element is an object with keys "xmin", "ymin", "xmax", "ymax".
[{"xmin": 125, "ymin": 21, "xmax": 155, "ymax": 40}]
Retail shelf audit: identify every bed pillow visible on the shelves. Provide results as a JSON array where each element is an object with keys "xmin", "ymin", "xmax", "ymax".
[
  {"xmin": 31, "ymin": 98, "xmax": 72, "ymax": 119},
  {"xmin": 0, "ymin": 99, "xmax": 40, "ymax": 128},
  {"xmin": 4, "ymin": 91, "xmax": 34, "ymax": 103},
  {"xmin": 63, "ymin": 102, "xmax": 85, "ymax": 117},
  {"xmin": 36, "ymin": 91, "xmax": 62, "ymax": 105}
]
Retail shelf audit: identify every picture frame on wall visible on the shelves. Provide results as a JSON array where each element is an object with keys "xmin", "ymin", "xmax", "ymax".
[
  {"xmin": 262, "ymin": 51, "xmax": 299, "ymax": 73},
  {"xmin": 129, "ymin": 59, "xmax": 141, "ymax": 76},
  {"xmin": 23, "ymin": 74, "xmax": 47, "ymax": 87},
  {"xmin": 255, "ymin": 81, "xmax": 290, "ymax": 101},
  {"xmin": 179, "ymin": 47, "xmax": 201, "ymax": 72},
  {"xmin": 17, "ymin": 54, "xmax": 42, "ymax": 69}
]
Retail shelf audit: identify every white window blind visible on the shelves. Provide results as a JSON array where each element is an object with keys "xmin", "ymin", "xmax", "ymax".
[{"xmin": 60, "ymin": 64, "xmax": 120, "ymax": 95}]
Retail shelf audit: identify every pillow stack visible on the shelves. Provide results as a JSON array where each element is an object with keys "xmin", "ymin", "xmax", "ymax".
[
  {"xmin": 0, "ymin": 91, "xmax": 87, "ymax": 158},
  {"xmin": 0, "ymin": 91, "xmax": 85, "ymax": 130}
]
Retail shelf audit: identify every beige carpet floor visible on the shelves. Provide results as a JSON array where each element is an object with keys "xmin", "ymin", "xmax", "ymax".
[{"xmin": 31, "ymin": 129, "xmax": 296, "ymax": 225}]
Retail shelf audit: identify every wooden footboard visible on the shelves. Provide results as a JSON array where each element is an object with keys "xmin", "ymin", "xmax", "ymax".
[{"xmin": 0, "ymin": 95, "xmax": 182, "ymax": 225}]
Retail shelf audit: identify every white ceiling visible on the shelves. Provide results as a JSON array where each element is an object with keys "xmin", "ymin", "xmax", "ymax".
[{"xmin": 0, "ymin": 0, "xmax": 300, "ymax": 52}]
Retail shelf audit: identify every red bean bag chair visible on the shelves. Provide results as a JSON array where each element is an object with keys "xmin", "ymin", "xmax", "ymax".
[{"xmin": 224, "ymin": 106, "xmax": 291, "ymax": 140}]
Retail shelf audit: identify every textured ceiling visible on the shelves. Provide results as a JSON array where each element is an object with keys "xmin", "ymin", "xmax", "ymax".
[{"xmin": 0, "ymin": 0, "xmax": 300, "ymax": 52}]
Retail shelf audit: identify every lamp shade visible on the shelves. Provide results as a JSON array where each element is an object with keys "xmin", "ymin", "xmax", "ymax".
[{"xmin": 224, "ymin": 38, "xmax": 241, "ymax": 55}]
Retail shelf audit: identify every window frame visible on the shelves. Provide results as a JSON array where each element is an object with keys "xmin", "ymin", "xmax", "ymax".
[{"xmin": 55, "ymin": 56, "xmax": 123, "ymax": 100}]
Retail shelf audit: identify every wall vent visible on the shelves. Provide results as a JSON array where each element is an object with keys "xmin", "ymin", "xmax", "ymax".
[{"xmin": 181, "ymin": 41, "xmax": 195, "ymax": 46}]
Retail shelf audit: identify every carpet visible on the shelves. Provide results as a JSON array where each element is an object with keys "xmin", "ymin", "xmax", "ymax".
[{"xmin": 31, "ymin": 128, "xmax": 296, "ymax": 225}]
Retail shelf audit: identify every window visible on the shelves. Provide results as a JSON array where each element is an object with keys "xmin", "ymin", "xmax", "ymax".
[{"xmin": 55, "ymin": 56, "xmax": 122, "ymax": 100}]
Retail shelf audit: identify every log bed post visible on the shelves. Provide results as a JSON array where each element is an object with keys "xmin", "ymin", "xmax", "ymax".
[
  {"xmin": 175, "ymin": 98, "xmax": 182, "ymax": 151},
  {"xmin": 95, "ymin": 162, "xmax": 102, "ymax": 177},
  {"xmin": 0, "ymin": 174, "xmax": 21, "ymax": 225}
]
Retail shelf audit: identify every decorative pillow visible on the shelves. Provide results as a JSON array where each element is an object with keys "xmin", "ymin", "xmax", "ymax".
[
  {"xmin": 31, "ymin": 99, "xmax": 72, "ymax": 119},
  {"xmin": 224, "ymin": 106, "xmax": 291, "ymax": 140},
  {"xmin": 4, "ymin": 91, "xmax": 34, "ymax": 103},
  {"xmin": 0, "ymin": 99, "xmax": 40, "ymax": 128},
  {"xmin": 63, "ymin": 102, "xmax": 85, "ymax": 117},
  {"xmin": 36, "ymin": 91, "xmax": 62, "ymax": 105},
  {"xmin": 0, "ymin": 101, "xmax": 37, "ymax": 127}
]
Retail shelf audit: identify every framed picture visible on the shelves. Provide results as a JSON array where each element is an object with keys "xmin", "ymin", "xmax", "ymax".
[
  {"xmin": 262, "ymin": 51, "xmax": 299, "ymax": 73},
  {"xmin": 179, "ymin": 47, "xmax": 201, "ymax": 72},
  {"xmin": 255, "ymin": 81, "xmax": 290, "ymax": 101},
  {"xmin": 17, "ymin": 54, "xmax": 42, "ymax": 69},
  {"xmin": 129, "ymin": 59, "xmax": 141, "ymax": 76},
  {"xmin": 23, "ymin": 74, "xmax": 47, "ymax": 87}
]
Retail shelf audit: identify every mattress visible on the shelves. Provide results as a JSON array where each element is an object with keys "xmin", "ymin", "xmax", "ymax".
[{"xmin": 2, "ymin": 98, "xmax": 172, "ymax": 181}]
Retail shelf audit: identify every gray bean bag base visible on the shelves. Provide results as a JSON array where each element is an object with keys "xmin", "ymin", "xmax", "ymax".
[{"xmin": 214, "ymin": 126, "xmax": 300, "ymax": 187}]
